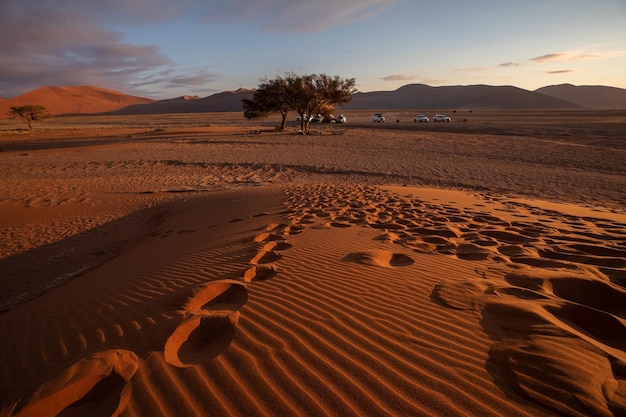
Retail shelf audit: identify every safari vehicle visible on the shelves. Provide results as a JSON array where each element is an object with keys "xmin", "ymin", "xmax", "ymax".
[
  {"xmin": 373, "ymin": 114, "xmax": 385, "ymax": 122},
  {"xmin": 414, "ymin": 115, "xmax": 429, "ymax": 122},
  {"xmin": 433, "ymin": 114, "xmax": 451, "ymax": 122}
]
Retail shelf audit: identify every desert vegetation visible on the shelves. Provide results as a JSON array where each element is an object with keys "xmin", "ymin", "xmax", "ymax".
[
  {"xmin": 6, "ymin": 105, "xmax": 51, "ymax": 130},
  {"xmin": 243, "ymin": 73, "xmax": 356, "ymax": 133}
]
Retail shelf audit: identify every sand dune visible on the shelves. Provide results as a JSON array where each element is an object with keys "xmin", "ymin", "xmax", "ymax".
[
  {"xmin": 0, "ymin": 120, "xmax": 625, "ymax": 416},
  {"xmin": 0, "ymin": 86, "xmax": 153, "ymax": 117}
]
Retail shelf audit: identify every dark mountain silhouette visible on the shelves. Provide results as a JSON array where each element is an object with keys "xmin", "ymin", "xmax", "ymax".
[
  {"xmin": 5, "ymin": 83, "xmax": 625, "ymax": 119},
  {"xmin": 343, "ymin": 84, "xmax": 582, "ymax": 110},
  {"xmin": 107, "ymin": 89, "xmax": 255, "ymax": 114},
  {"xmin": 535, "ymin": 84, "xmax": 626, "ymax": 108}
]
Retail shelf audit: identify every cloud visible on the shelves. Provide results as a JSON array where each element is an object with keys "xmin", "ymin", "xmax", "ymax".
[
  {"xmin": 0, "ymin": 0, "xmax": 398, "ymax": 98},
  {"xmin": 203, "ymin": 0, "xmax": 398, "ymax": 32},
  {"xmin": 0, "ymin": 1, "xmax": 183, "ymax": 97},
  {"xmin": 530, "ymin": 47, "xmax": 626, "ymax": 64},
  {"xmin": 530, "ymin": 53, "xmax": 566, "ymax": 63},
  {"xmin": 545, "ymin": 70, "xmax": 576, "ymax": 74},
  {"xmin": 498, "ymin": 62, "xmax": 520, "ymax": 67},
  {"xmin": 132, "ymin": 69, "xmax": 220, "ymax": 89},
  {"xmin": 381, "ymin": 74, "xmax": 417, "ymax": 82}
]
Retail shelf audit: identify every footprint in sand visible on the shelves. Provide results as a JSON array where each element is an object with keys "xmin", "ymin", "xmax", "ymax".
[
  {"xmin": 434, "ymin": 266, "xmax": 626, "ymax": 416},
  {"xmin": 345, "ymin": 250, "xmax": 414, "ymax": 268},
  {"xmin": 243, "ymin": 264, "xmax": 279, "ymax": 282},
  {"xmin": 164, "ymin": 312, "xmax": 241, "ymax": 368},
  {"xmin": 183, "ymin": 279, "xmax": 248, "ymax": 315},
  {"xmin": 9, "ymin": 349, "xmax": 138, "ymax": 417},
  {"xmin": 455, "ymin": 243, "xmax": 492, "ymax": 261},
  {"xmin": 164, "ymin": 280, "xmax": 247, "ymax": 368},
  {"xmin": 253, "ymin": 232, "xmax": 286, "ymax": 243},
  {"xmin": 246, "ymin": 226, "xmax": 294, "ymax": 282},
  {"xmin": 250, "ymin": 241, "xmax": 282, "ymax": 265},
  {"xmin": 165, "ymin": 223, "xmax": 294, "ymax": 366}
]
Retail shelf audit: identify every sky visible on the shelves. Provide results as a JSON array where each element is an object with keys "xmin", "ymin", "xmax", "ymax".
[{"xmin": 1, "ymin": 0, "xmax": 625, "ymax": 99}]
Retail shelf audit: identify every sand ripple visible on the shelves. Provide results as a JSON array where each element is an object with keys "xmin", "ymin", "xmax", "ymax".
[
  {"xmin": 284, "ymin": 183, "xmax": 626, "ymax": 416},
  {"xmin": 1, "ymin": 179, "xmax": 625, "ymax": 416}
]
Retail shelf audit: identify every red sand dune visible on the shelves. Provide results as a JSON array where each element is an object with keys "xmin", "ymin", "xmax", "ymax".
[{"xmin": 0, "ymin": 86, "xmax": 153, "ymax": 117}]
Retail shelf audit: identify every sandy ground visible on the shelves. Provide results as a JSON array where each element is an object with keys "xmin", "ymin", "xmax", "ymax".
[{"xmin": 0, "ymin": 115, "xmax": 625, "ymax": 416}]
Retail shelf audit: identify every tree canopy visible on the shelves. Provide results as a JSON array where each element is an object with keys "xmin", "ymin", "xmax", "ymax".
[
  {"xmin": 243, "ymin": 73, "xmax": 356, "ymax": 132},
  {"xmin": 243, "ymin": 77, "xmax": 292, "ymax": 131},
  {"xmin": 7, "ymin": 105, "xmax": 51, "ymax": 130}
]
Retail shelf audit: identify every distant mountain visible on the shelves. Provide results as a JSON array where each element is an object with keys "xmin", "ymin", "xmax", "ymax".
[
  {"xmin": 4, "ymin": 83, "xmax": 624, "ymax": 119},
  {"xmin": 109, "ymin": 89, "xmax": 254, "ymax": 115},
  {"xmin": 0, "ymin": 86, "xmax": 153, "ymax": 118},
  {"xmin": 535, "ymin": 84, "xmax": 626, "ymax": 108},
  {"xmin": 344, "ymin": 84, "xmax": 581, "ymax": 110}
]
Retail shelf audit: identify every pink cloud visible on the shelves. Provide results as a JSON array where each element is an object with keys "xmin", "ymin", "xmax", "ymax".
[
  {"xmin": 530, "ymin": 48, "xmax": 625, "ymax": 63},
  {"xmin": 545, "ymin": 69, "xmax": 576, "ymax": 74},
  {"xmin": 0, "ymin": 0, "xmax": 218, "ymax": 98},
  {"xmin": 381, "ymin": 74, "xmax": 418, "ymax": 82}
]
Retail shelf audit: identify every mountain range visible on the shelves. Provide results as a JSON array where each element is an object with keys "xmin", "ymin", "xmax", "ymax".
[{"xmin": 1, "ymin": 83, "xmax": 626, "ymax": 118}]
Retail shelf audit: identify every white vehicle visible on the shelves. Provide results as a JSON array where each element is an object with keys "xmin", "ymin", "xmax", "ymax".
[
  {"xmin": 433, "ymin": 114, "xmax": 451, "ymax": 122},
  {"xmin": 414, "ymin": 115, "xmax": 429, "ymax": 122},
  {"xmin": 311, "ymin": 114, "xmax": 324, "ymax": 123},
  {"xmin": 373, "ymin": 114, "xmax": 385, "ymax": 122},
  {"xmin": 296, "ymin": 114, "xmax": 311, "ymax": 122},
  {"xmin": 337, "ymin": 114, "xmax": 347, "ymax": 123}
]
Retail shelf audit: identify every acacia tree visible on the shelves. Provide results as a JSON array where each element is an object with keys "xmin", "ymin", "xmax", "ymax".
[
  {"xmin": 7, "ymin": 105, "xmax": 51, "ymax": 130},
  {"xmin": 286, "ymin": 73, "xmax": 357, "ymax": 132},
  {"xmin": 243, "ymin": 73, "xmax": 356, "ymax": 133},
  {"xmin": 242, "ymin": 77, "xmax": 291, "ymax": 131}
]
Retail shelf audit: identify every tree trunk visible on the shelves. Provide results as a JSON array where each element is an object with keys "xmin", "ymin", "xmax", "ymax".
[{"xmin": 278, "ymin": 111, "xmax": 287, "ymax": 131}]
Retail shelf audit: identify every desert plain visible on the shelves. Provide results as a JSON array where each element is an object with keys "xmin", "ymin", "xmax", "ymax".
[{"xmin": 0, "ymin": 109, "xmax": 625, "ymax": 416}]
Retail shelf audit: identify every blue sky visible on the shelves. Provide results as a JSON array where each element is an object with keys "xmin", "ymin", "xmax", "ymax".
[{"xmin": 1, "ymin": 0, "xmax": 625, "ymax": 99}]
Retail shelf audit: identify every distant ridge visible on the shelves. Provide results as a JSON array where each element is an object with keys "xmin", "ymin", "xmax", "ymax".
[
  {"xmin": 107, "ymin": 88, "xmax": 255, "ymax": 115},
  {"xmin": 535, "ymin": 84, "xmax": 626, "ymax": 109},
  {"xmin": 0, "ymin": 86, "xmax": 153, "ymax": 118},
  {"xmin": 3, "ymin": 84, "xmax": 625, "ymax": 119},
  {"xmin": 344, "ymin": 84, "xmax": 582, "ymax": 110}
]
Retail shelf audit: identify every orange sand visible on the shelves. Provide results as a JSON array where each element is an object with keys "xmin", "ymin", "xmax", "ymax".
[{"xmin": 0, "ymin": 122, "xmax": 625, "ymax": 416}]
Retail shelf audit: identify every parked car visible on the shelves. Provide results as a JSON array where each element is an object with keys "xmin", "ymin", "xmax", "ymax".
[
  {"xmin": 433, "ymin": 114, "xmax": 451, "ymax": 122},
  {"xmin": 414, "ymin": 115, "xmax": 429, "ymax": 122},
  {"xmin": 337, "ymin": 114, "xmax": 347, "ymax": 123},
  {"xmin": 296, "ymin": 114, "xmax": 311, "ymax": 122},
  {"xmin": 322, "ymin": 114, "xmax": 336, "ymax": 123},
  {"xmin": 311, "ymin": 114, "xmax": 324, "ymax": 123},
  {"xmin": 373, "ymin": 114, "xmax": 385, "ymax": 122}
]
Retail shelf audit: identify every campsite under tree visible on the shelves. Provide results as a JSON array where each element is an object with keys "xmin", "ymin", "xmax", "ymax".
[{"xmin": 243, "ymin": 73, "xmax": 357, "ymax": 132}]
